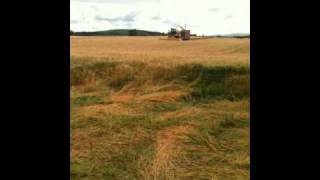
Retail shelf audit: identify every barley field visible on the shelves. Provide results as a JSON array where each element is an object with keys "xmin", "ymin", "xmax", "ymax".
[
  {"xmin": 71, "ymin": 36, "xmax": 250, "ymax": 180},
  {"xmin": 71, "ymin": 36, "xmax": 249, "ymax": 67}
]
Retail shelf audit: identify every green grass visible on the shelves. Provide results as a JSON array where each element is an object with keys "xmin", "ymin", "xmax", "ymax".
[
  {"xmin": 71, "ymin": 57, "xmax": 249, "ymax": 99},
  {"xmin": 72, "ymin": 95, "xmax": 105, "ymax": 107}
]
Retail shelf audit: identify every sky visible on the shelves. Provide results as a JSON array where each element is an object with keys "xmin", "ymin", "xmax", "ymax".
[{"xmin": 70, "ymin": 0, "xmax": 250, "ymax": 35}]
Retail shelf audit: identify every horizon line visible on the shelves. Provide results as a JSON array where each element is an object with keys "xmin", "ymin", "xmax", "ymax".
[{"xmin": 70, "ymin": 28, "xmax": 250, "ymax": 36}]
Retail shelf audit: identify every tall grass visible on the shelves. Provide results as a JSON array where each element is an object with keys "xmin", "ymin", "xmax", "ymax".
[{"xmin": 71, "ymin": 57, "xmax": 249, "ymax": 100}]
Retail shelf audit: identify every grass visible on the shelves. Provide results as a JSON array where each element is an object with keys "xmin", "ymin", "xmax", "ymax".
[
  {"xmin": 71, "ymin": 36, "xmax": 250, "ymax": 180},
  {"xmin": 72, "ymin": 95, "xmax": 105, "ymax": 107}
]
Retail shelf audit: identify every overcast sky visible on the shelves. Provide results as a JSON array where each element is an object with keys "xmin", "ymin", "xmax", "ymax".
[{"xmin": 70, "ymin": 0, "xmax": 250, "ymax": 35}]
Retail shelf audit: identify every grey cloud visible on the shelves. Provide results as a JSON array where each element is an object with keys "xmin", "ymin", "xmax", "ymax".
[
  {"xmin": 71, "ymin": 12, "xmax": 86, "ymax": 24},
  {"xmin": 70, "ymin": 20, "xmax": 81, "ymax": 24},
  {"xmin": 123, "ymin": 12, "xmax": 137, "ymax": 22},
  {"xmin": 162, "ymin": 19, "xmax": 176, "ymax": 26},
  {"xmin": 214, "ymin": 14, "xmax": 234, "ymax": 23},
  {"xmin": 224, "ymin": 14, "xmax": 234, "ymax": 20},
  {"xmin": 151, "ymin": 15, "xmax": 161, "ymax": 20},
  {"xmin": 91, "ymin": 5, "xmax": 98, "ymax": 11},
  {"xmin": 123, "ymin": 23, "xmax": 133, "ymax": 28},
  {"xmin": 208, "ymin": 8, "xmax": 220, "ymax": 12},
  {"xmin": 95, "ymin": 12, "xmax": 138, "ymax": 26}
]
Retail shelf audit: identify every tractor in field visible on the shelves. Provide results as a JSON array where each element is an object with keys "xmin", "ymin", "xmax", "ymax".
[{"xmin": 168, "ymin": 25, "xmax": 190, "ymax": 40}]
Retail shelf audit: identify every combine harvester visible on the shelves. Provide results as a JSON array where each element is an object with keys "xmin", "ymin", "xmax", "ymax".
[
  {"xmin": 164, "ymin": 24, "xmax": 210, "ymax": 41},
  {"xmin": 167, "ymin": 25, "xmax": 191, "ymax": 41}
]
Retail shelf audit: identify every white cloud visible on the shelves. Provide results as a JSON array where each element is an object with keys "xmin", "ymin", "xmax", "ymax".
[{"xmin": 70, "ymin": 0, "xmax": 250, "ymax": 35}]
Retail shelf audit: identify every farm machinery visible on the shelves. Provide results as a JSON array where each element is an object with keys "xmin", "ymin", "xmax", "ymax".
[{"xmin": 168, "ymin": 25, "xmax": 191, "ymax": 40}]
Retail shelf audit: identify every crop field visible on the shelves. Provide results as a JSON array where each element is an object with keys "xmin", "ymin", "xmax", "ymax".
[{"xmin": 71, "ymin": 36, "xmax": 250, "ymax": 179}]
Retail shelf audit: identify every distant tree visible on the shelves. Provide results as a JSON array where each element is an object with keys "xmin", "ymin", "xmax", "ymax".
[
  {"xmin": 129, "ymin": 29, "xmax": 138, "ymax": 36},
  {"xmin": 70, "ymin": 30, "xmax": 74, "ymax": 35}
]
